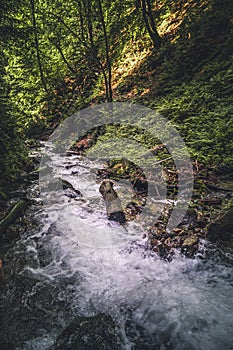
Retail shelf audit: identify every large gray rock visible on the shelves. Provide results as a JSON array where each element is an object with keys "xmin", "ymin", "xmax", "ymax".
[
  {"xmin": 207, "ymin": 206, "xmax": 233, "ymax": 243},
  {"xmin": 51, "ymin": 314, "xmax": 122, "ymax": 350}
]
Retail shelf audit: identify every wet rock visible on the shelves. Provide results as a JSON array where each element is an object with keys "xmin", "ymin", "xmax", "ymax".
[
  {"xmin": 125, "ymin": 318, "xmax": 161, "ymax": 350},
  {"xmin": 62, "ymin": 179, "xmax": 82, "ymax": 197},
  {"xmin": 182, "ymin": 236, "xmax": 199, "ymax": 247},
  {"xmin": 99, "ymin": 180, "xmax": 126, "ymax": 224},
  {"xmin": 207, "ymin": 206, "xmax": 233, "ymax": 243},
  {"xmin": 181, "ymin": 236, "xmax": 199, "ymax": 256},
  {"xmin": 108, "ymin": 211, "xmax": 126, "ymax": 224},
  {"xmin": 37, "ymin": 243, "xmax": 53, "ymax": 267},
  {"xmin": 50, "ymin": 314, "xmax": 121, "ymax": 350}
]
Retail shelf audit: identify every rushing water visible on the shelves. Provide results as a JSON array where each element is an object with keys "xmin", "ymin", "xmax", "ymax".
[{"xmin": 1, "ymin": 143, "xmax": 233, "ymax": 350}]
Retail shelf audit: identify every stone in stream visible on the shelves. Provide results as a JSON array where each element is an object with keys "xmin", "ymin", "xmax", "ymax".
[
  {"xmin": 99, "ymin": 180, "xmax": 126, "ymax": 224},
  {"xmin": 62, "ymin": 179, "xmax": 82, "ymax": 197},
  {"xmin": 181, "ymin": 236, "xmax": 199, "ymax": 257},
  {"xmin": 207, "ymin": 206, "xmax": 233, "ymax": 244},
  {"xmin": 50, "ymin": 314, "xmax": 122, "ymax": 350}
]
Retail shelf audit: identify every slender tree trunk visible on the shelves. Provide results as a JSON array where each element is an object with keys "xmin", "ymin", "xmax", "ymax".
[
  {"xmin": 83, "ymin": 0, "xmax": 110, "ymax": 101},
  {"xmin": 140, "ymin": 0, "xmax": 162, "ymax": 48},
  {"xmin": 96, "ymin": 0, "xmax": 113, "ymax": 102},
  {"xmin": 29, "ymin": 0, "xmax": 47, "ymax": 91},
  {"xmin": 85, "ymin": 0, "xmax": 96, "ymax": 54},
  {"xmin": 50, "ymin": 39, "xmax": 75, "ymax": 73},
  {"xmin": 77, "ymin": 0, "xmax": 86, "ymax": 42}
]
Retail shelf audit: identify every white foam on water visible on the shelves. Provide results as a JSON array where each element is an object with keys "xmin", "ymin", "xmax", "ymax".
[
  {"xmin": 22, "ymin": 143, "xmax": 233, "ymax": 349},
  {"xmin": 25, "ymin": 219, "xmax": 233, "ymax": 349}
]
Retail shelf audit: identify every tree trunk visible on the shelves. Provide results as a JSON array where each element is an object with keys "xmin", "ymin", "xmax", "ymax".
[
  {"xmin": 77, "ymin": 0, "xmax": 86, "ymax": 42},
  {"xmin": 29, "ymin": 0, "xmax": 47, "ymax": 91},
  {"xmin": 140, "ymin": 0, "xmax": 162, "ymax": 48},
  {"xmin": 50, "ymin": 39, "xmax": 75, "ymax": 73},
  {"xmin": 96, "ymin": 0, "xmax": 113, "ymax": 102},
  {"xmin": 85, "ymin": 0, "xmax": 96, "ymax": 53}
]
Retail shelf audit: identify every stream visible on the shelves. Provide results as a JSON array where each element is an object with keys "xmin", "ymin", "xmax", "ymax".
[{"xmin": 1, "ymin": 141, "xmax": 233, "ymax": 350}]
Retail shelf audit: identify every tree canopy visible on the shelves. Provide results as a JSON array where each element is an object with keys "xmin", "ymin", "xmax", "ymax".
[{"xmin": 0, "ymin": 0, "xmax": 233, "ymax": 186}]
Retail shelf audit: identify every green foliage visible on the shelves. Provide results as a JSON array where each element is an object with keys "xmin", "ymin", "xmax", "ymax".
[
  {"xmin": 149, "ymin": 54, "xmax": 233, "ymax": 166},
  {"xmin": 0, "ymin": 55, "xmax": 28, "ymax": 187},
  {"xmin": 1, "ymin": 0, "xmax": 233, "ymax": 188},
  {"xmin": 135, "ymin": 0, "xmax": 233, "ymax": 168}
]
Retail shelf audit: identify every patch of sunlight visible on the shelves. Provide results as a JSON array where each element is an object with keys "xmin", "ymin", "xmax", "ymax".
[
  {"xmin": 112, "ymin": 38, "xmax": 151, "ymax": 89},
  {"xmin": 158, "ymin": 0, "xmax": 210, "ymax": 41}
]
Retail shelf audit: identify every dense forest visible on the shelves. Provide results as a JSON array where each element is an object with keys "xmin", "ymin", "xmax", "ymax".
[
  {"xmin": 0, "ymin": 1, "xmax": 233, "ymax": 349},
  {"xmin": 0, "ymin": 0, "xmax": 232, "ymax": 186}
]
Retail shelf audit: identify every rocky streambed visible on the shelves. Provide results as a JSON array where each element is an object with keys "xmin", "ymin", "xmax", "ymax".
[{"xmin": 0, "ymin": 141, "xmax": 232, "ymax": 349}]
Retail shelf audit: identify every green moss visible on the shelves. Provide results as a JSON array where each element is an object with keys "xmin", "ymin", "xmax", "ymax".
[{"xmin": 147, "ymin": 54, "xmax": 233, "ymax": 166}]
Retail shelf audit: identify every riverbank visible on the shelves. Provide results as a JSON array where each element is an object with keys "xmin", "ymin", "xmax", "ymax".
[{"xmin": 0, "ymin": 139, "xmax": 232, "ymax": 269}]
